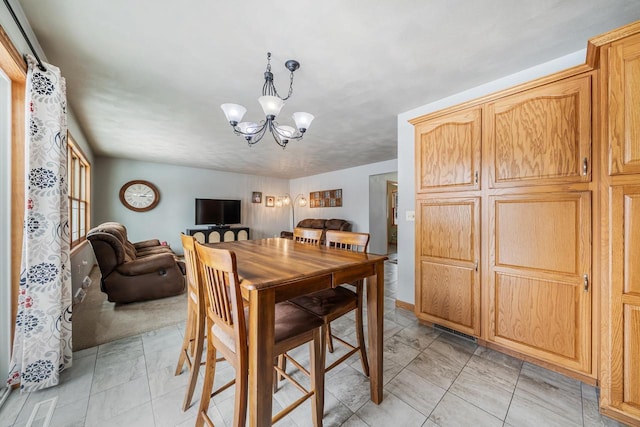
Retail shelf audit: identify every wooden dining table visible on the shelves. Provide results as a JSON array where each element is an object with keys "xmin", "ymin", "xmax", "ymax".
[{"xmin": 208, "ymin": 237, "xmax": 387, "ymax": 427}]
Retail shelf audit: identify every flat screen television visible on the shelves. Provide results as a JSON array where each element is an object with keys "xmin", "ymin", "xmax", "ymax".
[{"xmin": 195, "ymin": 198, "xmax": 241, "ymax": 226}]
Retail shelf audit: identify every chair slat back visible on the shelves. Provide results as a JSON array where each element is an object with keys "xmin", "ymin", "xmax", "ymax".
[
  {"xmin": 180, "ymin": 234, "xmax": 202, "ymax": 306},
  {"xmin": 195, "ymin": 243, "xmax": 246, "ymax": 351},
  {"xmin": 325, "ymin": 230, "xmax": 370, "ymax": 253},
  {"xmin": 293, "ymin": 227, "xmax": 323, "ymax": 246}
]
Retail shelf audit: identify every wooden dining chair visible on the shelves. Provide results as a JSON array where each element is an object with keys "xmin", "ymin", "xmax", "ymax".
[
  {"xmin": 282, "ymin": 230, "xmax": 370, "ymax": 377},
  {"xmin": 194, "ymin": 242, "xmax": 326, "ymax": 427},
  {"xmin": 174, "ymin": 233, "xmax": 207, "ymax": 411},
  {"xmin": 293, "ymin": 227, "xmax": 323, "ymax": 246}
]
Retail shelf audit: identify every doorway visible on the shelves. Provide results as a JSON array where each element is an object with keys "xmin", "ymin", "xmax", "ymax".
[
  {"xmin": 368, "ymin": 171, "xmax": 398, "ymax": 256},
  {"xmin": 386, "ymin": 180, "xmax": 398, "ymax": 261}
]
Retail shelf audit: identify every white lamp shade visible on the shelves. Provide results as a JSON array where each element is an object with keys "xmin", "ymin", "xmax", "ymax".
[
  {"xmin": 299, "ymin": 197, "xmax": 308, "ymax": 207},
  {"xmin": 237, "ymin": 122, "xmax": 259, "ymax": 134},
  {"xmin": 276, "ymin": 125, "xmax": 296, "ymax": 138},
  {"xmin": 221, "ymin": 103, "xmax": 247, "ymax": 123},
  {"xmin": 258, "ymin": 95, "xmax": 285, "ymax": 117},
  {"xmin": 292, "ymin": 112, "xmax": 314, "ymax": 130},
  {"xmin": 282, "ymin": 195, "xmax": 291, "ymax": 206}
]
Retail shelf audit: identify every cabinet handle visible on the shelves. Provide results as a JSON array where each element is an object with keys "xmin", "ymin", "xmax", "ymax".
[
  {"xmin": 582, "ymin": 158, "xmax": 588, "ymax": 176},
  {"xmin": 474, "ymin": 171, "xmax": 479, "ymax": 185},
  {"xmin": 583, "ymin": 274, "xmax": 589, "ymax": 292},
  {"xmin": 474, "ymin": 260, "xmax": 478, "ymax": 272}
]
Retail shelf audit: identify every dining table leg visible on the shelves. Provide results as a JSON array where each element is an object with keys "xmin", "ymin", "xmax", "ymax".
[
  {"xmin": 366, "ymin": 260, "xmax": 385, "ymax": 404},
  {"xmin": 248, "ymin": 288, "xmax": 276, "ymax": 427}
]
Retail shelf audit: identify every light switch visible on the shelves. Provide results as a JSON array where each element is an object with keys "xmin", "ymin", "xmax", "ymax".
[{"xmin": 406, "ymin": 210, "xmax": 415, "ymax": 221}]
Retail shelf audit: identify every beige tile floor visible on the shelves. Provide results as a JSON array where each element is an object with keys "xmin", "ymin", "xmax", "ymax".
[{"xmin": 0, "ymin": 261, "xmax": 628, "ymax": 426}]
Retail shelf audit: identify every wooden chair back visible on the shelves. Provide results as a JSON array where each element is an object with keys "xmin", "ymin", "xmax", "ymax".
[
  {"xmin": 194, "ymin": 242, "xmax": 246, "ymax": 356},
  {"xmin": 180, "ymin": 233, "xmax": 203, "ymax": 308},
  {"xmin": 325, "ymin": 230, "xmax": 370, "ymax": 253},
  {"xmin": 293, "ymin": 227, "xmax": 323, "ymax": 246}
]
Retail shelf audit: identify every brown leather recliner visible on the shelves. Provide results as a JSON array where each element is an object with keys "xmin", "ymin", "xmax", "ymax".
[
  {"xmin": 280, "ymin": 218, "xmax": 351, "ymax": 244},
  {"xmin": 87, "ymin": 222, "xmax": 186, "ymax": 304}
]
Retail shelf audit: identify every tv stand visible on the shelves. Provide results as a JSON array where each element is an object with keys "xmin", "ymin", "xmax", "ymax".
[{"xmin": 186, "ymin": 226, "xmax": 250, "ymax": 244}]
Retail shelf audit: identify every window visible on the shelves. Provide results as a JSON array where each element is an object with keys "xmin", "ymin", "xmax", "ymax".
[{"xmin": 68, "ymin": 134, "xmax": 90, "ymax": 248}]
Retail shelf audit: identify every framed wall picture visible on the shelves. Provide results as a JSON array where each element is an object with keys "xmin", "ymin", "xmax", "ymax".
[
  {"xmin": 309, "ymin": 188, "xmax": 342, "ymax": 208},
  {"xmin": 252, "ymin": 191, "xmax": 262, "ymax": 203},
  {"xmin": 265, "ymin": 195, "xmax": 275, "ymax": 207}
]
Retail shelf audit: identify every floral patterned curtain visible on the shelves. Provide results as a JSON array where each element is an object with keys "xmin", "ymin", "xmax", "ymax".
[{"xmin": 7, "ymin": 55, "xmax": 72, "ymax": 392}]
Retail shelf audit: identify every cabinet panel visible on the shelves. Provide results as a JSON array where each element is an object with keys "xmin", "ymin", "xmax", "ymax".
[
  {"xmin": 415, "ymin": 107, "xmax": 481, "ymax": 193},
  {"xmin": 609, "ymin": 33, "xmax": 640, "ymax": 175},
  {"xmin": 624, "ymin": 194, "xmax": 640, "ymax": 294},
  {"xmin": 420, "ymin": 261, "xmax": 475, "ymax": 329},
  {"xmin": 610, "ymin": 185, "xmax": 640, "ymax": 416},
  {"xmin": 494, "ymin": 273, "xmax": 578, "ymax": 359},
  {"xmin": 489, "ymin": 192, "xmax": 591, "ymax": 372},
  {"xmin": 419, "ymin": 201, "xmax": 475, "ymax": 262},
  {"xmin": 487, "ymin": 75, "xmax": 591, "ymax": 186},
  {"xmin": 624, "ymin": 305, "xmax": 640, "ymax": 407},
  {"xmin": 416, "ymin": 197, "xmax": 480, "ymax": 335},
  {"xmin": 495, "ymin": 197, "xmax": 581, "ymax": 274},
  {"xmin": 192, "ymin": 231, "xmax": 205, "ymax": 244}
]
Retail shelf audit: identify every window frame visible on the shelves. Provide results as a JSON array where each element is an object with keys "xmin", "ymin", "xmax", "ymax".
[{"xmin": 67, "ymin": 134, "xmax": 90, "ymax": 249}]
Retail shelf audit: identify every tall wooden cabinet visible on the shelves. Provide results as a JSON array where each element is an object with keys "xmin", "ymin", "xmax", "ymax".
[
  {"xmin": 596, "ymin": 25, "xmax": 640, "ymax": 426},
  {"xmin": 411, "ymin": 20, "xmax": 640, "ymax": 426},
  {"xmin": 412, "ymin": 73, "xmax": 596, "ymax": 378}
]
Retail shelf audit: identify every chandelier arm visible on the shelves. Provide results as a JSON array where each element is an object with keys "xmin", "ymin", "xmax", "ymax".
[
  {"xmin": 271, "ymin": 121, "xmax": 303, "ymax": 141},
  {"xmin": 233, "ymin": 120, "xmax": 269, "ymax": 146},
  {"xmin": 267, "ymin": 120, "xmax": 288, "ymax": 148},
  {"xmin": 247, "ymin": 124, "xmax": 268, "ymax": 146}
]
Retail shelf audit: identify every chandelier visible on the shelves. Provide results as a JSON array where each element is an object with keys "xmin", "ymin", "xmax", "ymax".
[{"xmin": 220, "ymin": 52, "xmax": 314, "ymax": 148}]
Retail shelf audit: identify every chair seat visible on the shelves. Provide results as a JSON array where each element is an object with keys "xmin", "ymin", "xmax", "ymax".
[
  {"xmin": 291, "ymin": 286, "xmax": 357, "ymax": 319},
  {"xmin": 213, "ymin": 302, "xmax": 324, "ymax": 353}
]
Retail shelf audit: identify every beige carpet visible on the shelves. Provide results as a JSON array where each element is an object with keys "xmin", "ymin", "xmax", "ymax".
[{"xmin": 72, "ymin": 267, "xmax": 187, "ymax": 350}]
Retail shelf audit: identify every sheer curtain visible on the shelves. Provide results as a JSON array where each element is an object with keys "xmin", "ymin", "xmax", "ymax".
[{"xmin": 7, "ymin": 55, "xmax": 72, "ymax": 392}]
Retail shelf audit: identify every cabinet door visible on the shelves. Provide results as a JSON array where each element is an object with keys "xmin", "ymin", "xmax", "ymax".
[
  {"xmin": 208, "ymin": 230, "xmax": 221, "ymax": 243},
  {"xmin": 415, "ymin": 197, "xmax": 480, "ymax": 336},
  {"xmin": 609, "ymin": 33, "xmax": 640, "ymax": 175},
  {"xmin": 487, "ymin": 75, "xmax": 591, "ymax": 187},
  {"xmin": 608, "ymin": 185, "xmax": 640, "ymax": 418},
  {"xmin": 414, "ymin": 107, "xmax": 481, "ymax": 193},
  {"xmin": 488, "ymin": 192, "xmax": 591, "ymax": 373}
]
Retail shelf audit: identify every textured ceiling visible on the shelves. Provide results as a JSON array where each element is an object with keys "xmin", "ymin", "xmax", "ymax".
[{"xmin": 17, "ymin": 0, "xmax": 640, "ymax": 179}]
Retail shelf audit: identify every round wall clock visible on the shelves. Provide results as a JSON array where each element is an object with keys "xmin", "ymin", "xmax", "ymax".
[{"xmin": 119, "ymin": 180, "xmax": 160, "ymax": 212}]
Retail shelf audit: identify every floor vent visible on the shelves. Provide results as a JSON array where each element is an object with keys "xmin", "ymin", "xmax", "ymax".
[
  {"xmin": 433, "ymin": 324, "xmax": 477, "ymax": 343},
  {"xmin": 26, "ymin": 396, "xmax": 57, "ymax": 427}
]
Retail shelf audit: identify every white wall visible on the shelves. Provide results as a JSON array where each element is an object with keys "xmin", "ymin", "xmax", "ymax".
[
  {"xmin": 93, "ymin": 157, "xmax": 291, "ymax": 253},
  {"xmin": 395, "ymin": 49, "xmax": 587, "ymax": 305},
  {"xmin": 289, "ymin": 160, "xmax": 397, "ymax": 245},
  {"xmin": 369, "ymin": 172, "xmax": 397, "ymax": 255}
]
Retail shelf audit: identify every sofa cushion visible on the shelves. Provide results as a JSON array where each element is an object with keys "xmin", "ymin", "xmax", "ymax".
[
  {"xmin": 297, "ymin": 218, "xmax": 320, "ymax": 229},
  {"xmin": 325, "ymin": 219, "xmax": 350, "ymax": 231}
]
